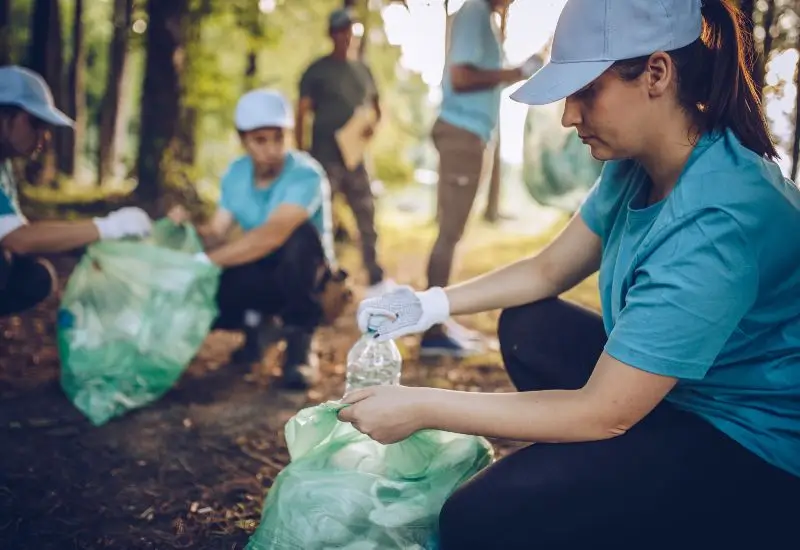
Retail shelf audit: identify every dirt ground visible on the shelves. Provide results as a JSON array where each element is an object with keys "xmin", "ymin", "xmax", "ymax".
[{"xmin": 0, "ymin": 252, "xmax": 524, "ymax": 550}]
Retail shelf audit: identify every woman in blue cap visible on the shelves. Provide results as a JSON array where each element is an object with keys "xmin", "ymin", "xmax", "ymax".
[
  {"xmin": 0, "ymin": 66, "xmax": 151, "ymax": 317},
  {"xmin": 342, "ymin": 0, "xmax": 800, "ymax": 547}
]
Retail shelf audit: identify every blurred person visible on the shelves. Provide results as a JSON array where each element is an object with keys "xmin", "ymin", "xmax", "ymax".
[
  {"xmin": 168, "ymin": 89, "xmax": 350, "ymax": 390},
  {"xmin": 348, "ymin": 0, "xmax": 800, "ymax": 548},
  {"xmin": 296, "ymin": 8, "xmax": 394, "ymax": 297},
  {"xmin": 423, "ymin": 0, "xmax": 543, "ymax": 357},
  {"xmin": 0, "ymin": 65, "xmax": 151, "ymax": 318}
]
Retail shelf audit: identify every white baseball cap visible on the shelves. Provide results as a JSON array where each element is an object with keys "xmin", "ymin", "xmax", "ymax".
[
  {"xmin": 0, "ymin": 65, "xmax": 74, "ymax": 127},
  {"xmin": 234, "ymin": 89, "xmax": 294, "ymax": 131},
  {"xmin": 511, "ymin": 0, "xmax": 703, "ymax": 106}
]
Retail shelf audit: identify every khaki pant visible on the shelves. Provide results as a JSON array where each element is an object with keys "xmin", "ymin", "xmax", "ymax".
[
  {"xmin": 323, "ymin": 161, "xmax": 384, "ymax": 286},
  {"xmin": 427, "ymin": 118, "xmax": 488, "ymax": 288}
]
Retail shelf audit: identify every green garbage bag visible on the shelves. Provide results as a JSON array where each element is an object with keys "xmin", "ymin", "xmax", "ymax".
[
  {"xmin": 522, "ymin": 99, "xmax": 604, "ymax": 212},
  {"xmin": 57, "ymin": 219, "xmax": 221, "ymax": 426},
  {"xmin": 246, "ymin": 401, "xmax": 494, "ymax": 550}
]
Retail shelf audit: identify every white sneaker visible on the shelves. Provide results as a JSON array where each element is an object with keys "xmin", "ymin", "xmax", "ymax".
[
  {"xmin": 364, "ymin": 278, "xmax": 398, "ymax": 299},
  {"xmin": 444, "ymin": 318, "xmax": 483, "ymax": 343}
]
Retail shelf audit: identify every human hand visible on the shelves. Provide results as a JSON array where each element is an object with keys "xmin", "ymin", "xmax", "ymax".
[
  {"xmin": 93, "ymin": 207, "xmax": 152, "ymax": 240},
  {"xmin": 356, "ymin": 285, "xmax": 450, "ymax": 341},
  {"xmin": 519, "ymin": 53, "xmax": 545, "ymax": 79},
  {"xmin": 167, "ymin": 205, "xmax": 190, "ymax": 224},
  {"xmin": 338, "ymin": 385, "xmax": 431, "ymax": 444}
]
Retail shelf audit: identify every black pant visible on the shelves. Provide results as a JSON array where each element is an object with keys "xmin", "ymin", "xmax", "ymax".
[
  {"xmin": 438, "ymin": 299, "xmax": 800, "ymax": 550},
  {"xmin": 0, "ymin": 253, "xmax": 55, "ymax": 317},
  {"xmin": 213, "ymin": 221, "xmax": 326, "ymax": 332}
]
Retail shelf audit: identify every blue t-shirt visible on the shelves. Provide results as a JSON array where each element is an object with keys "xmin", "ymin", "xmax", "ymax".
[
  {"xmin": 218, "ymin": 150, "xmax": 334, "ymax": 262},
  {"xmin": 0, "ymin": 160, "xmax": 26, "ymax": 241},
  {"xmin": 439, "ymin": 0, "xmax": 503, "ymax": 143},
  {"xmin": 580, "ymin": 129, "xmax": 800, "ymax": 477}
]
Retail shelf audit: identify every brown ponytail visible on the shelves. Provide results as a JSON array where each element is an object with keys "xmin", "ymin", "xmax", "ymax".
[{"xmin": 613, "ymin": 0, "xmax": 777, "ymax": 159}]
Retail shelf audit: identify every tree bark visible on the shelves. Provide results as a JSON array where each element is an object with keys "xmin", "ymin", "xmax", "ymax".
[
  {"xmin": 97, "ymin": 0, "xmax": 133, "ymax": 185},
  {"xmin": 135, "ymin": 0, "xmax": 190, "ymax": 212},
  {"xmin": 790, "ymin": 26, "xmax": 800, "ymax": 182},
  {"xmin": 754, "ymin": 0, "xmax": 778, "ymax": 98},
  {"xmin": 58, "ymin": 0, "xmax": 85, "ymax": 177},
  {"xmin": 0, "ymin": 0, "xmax": 10, "ymax": 65},
  {"xmin": 26, "ymin": 0, "xmax": 63, "ymax": 187}
]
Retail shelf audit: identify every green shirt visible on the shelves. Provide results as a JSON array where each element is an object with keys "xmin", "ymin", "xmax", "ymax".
[{"xmin": 299, "ymin": 55, "xmax": 378, "ymax": 165}]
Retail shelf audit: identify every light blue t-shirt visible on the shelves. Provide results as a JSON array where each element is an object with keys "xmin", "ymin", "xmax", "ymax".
[
  {"xmin": 218, "ymin": 150, "xmax": 335, "ymax": 262},
  {"xmin": 580, "ymin": 129, "xmax": 800, "ymax": 477},
  {"xmin": 0, "ymin": 160, "xmax": 26, "ymax": 241},
  {"xmin": 439, "ymin": 0, "xmax": 503, "ymax": 143}
]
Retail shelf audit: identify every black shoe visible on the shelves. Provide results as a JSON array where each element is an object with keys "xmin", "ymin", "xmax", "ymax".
[
  {"xmin": 230, "ymin": 325, "xmax": 264, "ymax": 365},
  {"xmin": 280, "ymin": 327, "xmax": 319, "ymax": 390},
  {"xmin": 230, "ymin": 317, "xmax": 282, "ymax": 366}
]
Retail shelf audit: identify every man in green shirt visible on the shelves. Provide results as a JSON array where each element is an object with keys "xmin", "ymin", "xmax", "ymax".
[{"xmin": 296, "ymin": 8, "xmax": 393, "ymax": 297}]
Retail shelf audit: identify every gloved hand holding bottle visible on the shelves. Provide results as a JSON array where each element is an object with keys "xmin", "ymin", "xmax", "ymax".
[{"xmin": 356, "ymin": 285, "xmax": 451, "ymax": 341}]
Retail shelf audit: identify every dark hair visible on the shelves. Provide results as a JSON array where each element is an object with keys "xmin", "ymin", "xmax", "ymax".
[{"xmin": 612, "ymin": 0, "xmax": 777, "ymax": 159}]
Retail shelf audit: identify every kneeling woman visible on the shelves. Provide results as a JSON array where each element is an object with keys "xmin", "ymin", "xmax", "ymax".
[
  {"xmin": 169, "ymin": 89, "xmax": 344, "ymax": 390},
  {"xmin": 345, "ymin": 0, "xmax": 800, "ymax": 548},
  {"xmin": 1, "ymin": 66, "xmax": 151, "ymax": 318}
]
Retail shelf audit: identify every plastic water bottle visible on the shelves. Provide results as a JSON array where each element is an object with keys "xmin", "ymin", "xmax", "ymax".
[{"xmin": 345, "ymin": 329, "xmax": 402, "ymax": 394}]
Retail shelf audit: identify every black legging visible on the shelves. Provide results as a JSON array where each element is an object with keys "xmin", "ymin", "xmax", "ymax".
[
  {"xmin": 213, "ymin": 221, "xmax": 327, "ymax": 332},
  {"xmin": 438, "ymin": 299, "xmax": 800, "ymax": 550}
]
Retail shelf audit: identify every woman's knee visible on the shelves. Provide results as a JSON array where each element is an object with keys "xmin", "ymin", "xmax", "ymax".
[
  {"xmin": 438, "ymin": 484, "xmax": 486, "ymax": 549},
  {"xmin": 0, "ymin": 257, "xmax": 57, "ymax": 316}
]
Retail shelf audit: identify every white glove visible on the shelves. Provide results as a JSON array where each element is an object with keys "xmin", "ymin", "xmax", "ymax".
[
  {"xmin": 193, "ymin": 252, "xmax": 211, "ymax": 264},
  {"xmin": 356, "ymin": 286, "xmax": 450, "ymax": 342},
  {"xmin": 520, "ymin": 53, "xmax": 545, "ymax": 79},
  {"xmin": 93, "ymin": 207, "xmax": 152, "ymax": 241}
]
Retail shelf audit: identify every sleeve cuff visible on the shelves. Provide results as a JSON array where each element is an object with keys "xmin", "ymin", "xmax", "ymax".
[
  {"xmin": 0, "ymin": 214, "xmax": 25, "ymax": 241},
  {"xmin": 604, "ymin": 337, "xmax": 710, "ymax": 381}
]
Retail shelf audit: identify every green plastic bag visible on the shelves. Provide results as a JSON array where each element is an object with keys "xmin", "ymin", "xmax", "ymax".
[
  {"xmin": 57, "ymin": 219, "xmax": 221, "ymax": 426},
  {"xmin": 522, "ymin": 99, "xmax": 604, "ymax": 212},
  {"xmin": 246, "ymin": 401, "xmax": 494, "ymax": 550}
]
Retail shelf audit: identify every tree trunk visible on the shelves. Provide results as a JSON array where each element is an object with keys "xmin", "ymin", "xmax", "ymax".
[
  {"xmin": 483, "ymin": 6, "xmax": 508, "ymax": 223},
  {"xmin": 26, "ymin": 0, "xmax": 63, "ymax": 187},
  {"xmin": 790, "ymin": 29, "xmax": 800, "ymax": 182},
  {"xmin": 135, "ymin": 0, "xmax": 190, "ymax": 212},
  {"xmin": 0, "ymin": 0, "xmax": 10, "ymax": 65},
  {"xmin": 754, "ymin": 0, "xmax": 777, "ymax": 98},
  {"xmin": 58, "ymin": 0, "xmax": 85, "ymax": 177},
  {"xmin": 97, "ymin": 0, "xmax": 133, "ymax": 185}
]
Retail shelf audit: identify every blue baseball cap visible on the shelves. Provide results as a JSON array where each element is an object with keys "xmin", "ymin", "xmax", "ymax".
[
  {"xmin": 0, "ymin": 66, "xmax": 73, "ymax": 127},
  {"xmin": 235, "ymin": 89, "xmax": 294, "ymax": 131},
  {"xmin": 511, "ymin": 0, "xmax": 703, "ymax": 106}
]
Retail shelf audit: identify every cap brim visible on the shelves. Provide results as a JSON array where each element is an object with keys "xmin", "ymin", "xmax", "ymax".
[
  {"xmin": 26, "ymin": 103, "xmax": 74, "ymax": 128},
  {"xmin": 510, "ymin": 59, "xmax": 614, "ymax": 106}
]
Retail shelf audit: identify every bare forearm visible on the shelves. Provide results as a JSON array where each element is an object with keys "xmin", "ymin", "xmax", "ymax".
[
  {"xmin": 206, "ymin": 231, "xmax": 280, "ymax": 267},
  {"xmin": 419, "ymin": 387, "xmax": 616, "ymax": 443},
  {"xmin": 452, "ymin": 67, "xmax": 521, "ymax": 92},
  {"xmin": 2, "ymin": 221, "xmax": 99, "ymax": 255},
  {"xmin": 445, "ymin": 256, "xmax": 561, "ymax": 316}
]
